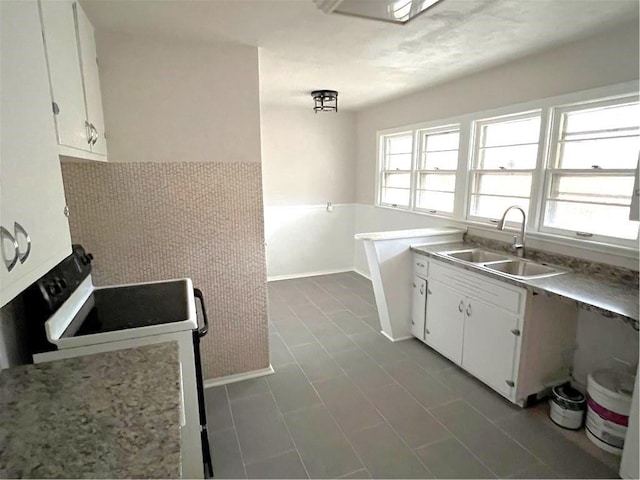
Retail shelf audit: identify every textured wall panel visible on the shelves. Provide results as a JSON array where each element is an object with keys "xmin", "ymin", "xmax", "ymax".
[{"xmin": 61, "ymin": 162, "xmax": 269, "ymax": 380}]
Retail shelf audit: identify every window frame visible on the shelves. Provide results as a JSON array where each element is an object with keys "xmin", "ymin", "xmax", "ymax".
[
  {"xmin": 413, "ymin": 124, "xmax": 461, "ymax": 217},
  {"xmin": 374, "ymin": 80, "xmax": 640, "ymax": 257},
  {"xmin": 377, "ymin": 131, "xmax": 415, "ymax": 210},
  {"xmin": 539, "ymin": 95, "xmax": 640, "ymax": 248}
]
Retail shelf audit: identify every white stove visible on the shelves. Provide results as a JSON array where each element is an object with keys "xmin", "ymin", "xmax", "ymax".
[{"xmin": 25, "ymin": 245, "xmax": 213, "ymax": 479}]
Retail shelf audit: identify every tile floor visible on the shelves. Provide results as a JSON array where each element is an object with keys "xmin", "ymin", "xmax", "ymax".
[{"xmin": 205, "ymin": 272, "xmax": 620, "ymax": 479}]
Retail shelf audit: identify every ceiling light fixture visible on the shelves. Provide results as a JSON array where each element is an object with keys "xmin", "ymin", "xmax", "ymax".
[
  {"xmin": 311, "ymin": 90, "xmax": 338, "ymax": 113},
  {"xmin": 313, "ymin": 0, "xmax": 444, "ymax": 25}
]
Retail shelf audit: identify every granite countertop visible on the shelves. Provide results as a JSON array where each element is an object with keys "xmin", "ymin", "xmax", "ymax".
[
  {"xmin": 411, "ymin": 241, "xmax": 639, "ymax": 327},
  {"xmin": 354, "ymin": 227, "xmax": 465, "ymax": 241},
  {"xmin": 0, "ymin": 342, "xmax": 182, "ymax": 479}
]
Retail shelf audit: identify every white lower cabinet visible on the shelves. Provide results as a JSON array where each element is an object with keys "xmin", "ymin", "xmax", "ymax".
[
  {"xmin": 411, "ymin": 276, "xmax": 427, "ymax": 340},
  {"xmin": 423, "ymin": 279, "xmax": 464, "ymax": 365},
  {"xmin": 413, "ymin": 254, "xmax": 577, "ymax": 405}
]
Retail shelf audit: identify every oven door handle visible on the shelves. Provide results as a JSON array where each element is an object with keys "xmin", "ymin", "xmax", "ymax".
[{"xmin": 193, "ymin": 288, "xmax": 209, "ymax": 338}]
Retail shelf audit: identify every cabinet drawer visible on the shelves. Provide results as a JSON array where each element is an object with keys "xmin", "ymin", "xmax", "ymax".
[
  {"xmin": 428, "ymin": 260, "xmax": 524, "ymax": 314},
  {"xmin": 414, "ymin": 255, "xmax": 428, "ymax": 278}
]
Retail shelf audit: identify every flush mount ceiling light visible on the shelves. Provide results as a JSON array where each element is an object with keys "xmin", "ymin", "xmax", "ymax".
[
  {"xmin": 311, "ymin": 90, "xmax": 338, "ymax": 113},
  {"xmin": 313, "ymin": 0, "xmax": 444, "ymax": 24}
]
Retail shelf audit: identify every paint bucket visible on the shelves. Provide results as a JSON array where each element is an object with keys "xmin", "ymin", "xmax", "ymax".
[
  {"xmin": 549, "ymin": 383, "xmax": 586, "ymax": 430},
  {"xmin": 586, "ymin": 367, "xmax": 635, "ymax": 455}
]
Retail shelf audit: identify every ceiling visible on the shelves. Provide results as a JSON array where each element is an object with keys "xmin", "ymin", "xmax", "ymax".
[{"xmin": 81, "ymin": 0, "xmax": 639, "ymax": 111}]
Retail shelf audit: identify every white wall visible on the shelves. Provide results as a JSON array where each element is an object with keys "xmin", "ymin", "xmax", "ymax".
[
  {"xmin": 261, "ymin": 106, "xmax": 357, "ymax": 278},
  {"xmin": 96, "ymin": 31, "xmax": 261, "ymax": 163}
]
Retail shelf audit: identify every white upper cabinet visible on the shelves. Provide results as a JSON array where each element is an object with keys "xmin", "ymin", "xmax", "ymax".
[
  {"xmin": 1, "ymin": 0, "xmax": 72, "ymax": 307},
  {"xmin": 40, "ymin": 0, "xmax": 108, "ymax": 161}
]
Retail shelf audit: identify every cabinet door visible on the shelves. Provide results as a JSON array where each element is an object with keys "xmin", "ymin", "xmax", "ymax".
[
  {"xmin": 462, "ymin": 297, "xmax": 519, "ymax": 398},
  {"xmin": 411, "ymin": 276, "xmax": 427, "ymax": 340},
  {"xmin": 424, "ymin": 279, "xmax": 464, "ymax": 364},
  {"xmin": 0, "ymin": 0, "xmax": 72, "ymax": 307},
  {"xmin": 75, "ymin": 2, "xmax": 107, "ymax": 156},
  {"xmin": 39, "ymin": 0, "xmax": 89, "ymax": 152}
]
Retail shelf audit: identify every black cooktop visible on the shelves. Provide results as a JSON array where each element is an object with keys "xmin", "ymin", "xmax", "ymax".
[{"xmin": 61, "ymin": 281, "xmax": 190, "ymax": 337}]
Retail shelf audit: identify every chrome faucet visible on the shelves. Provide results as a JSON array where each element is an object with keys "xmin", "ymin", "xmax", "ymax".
[{"xmin": 497, "ymin": 205, "xmax": 526, "ymax": 258}]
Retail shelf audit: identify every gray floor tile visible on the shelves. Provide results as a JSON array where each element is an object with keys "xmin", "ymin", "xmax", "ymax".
[
  {"xmin": 210, "ymin": 427, "xmax": 247, "ymax": 479},
  {"xmin": 229, "ymin": 391, "xmax": 280, "ymax": 426},
  {"xmin": 275, "ymin": 319, "xmax": 318, "ymax": 347},
  {"xmin": 267, "ymin": 363, "xmax": 323, "ymax": 413},
  {"xmin": 245, "ymin": 450, "xmax": 308, "ymax": 479},
  {"xmin": 496, "ymin": 411, "xmax": 618, "ymax": 479},
  {"xmin": 289, "ymin": 342, "xmax": 344, "ymax": 383},
  {"xmin": 331, "ymin": 347, "xmax": 377, "ymax": 372},
  {"xmin": 345, "ymin": 363, "xmax": 397, "ymax": 393},
  {"xmin": 414, "ymin": 438, "xmax": 495, "ymax": 479},
  {"xmin": 311, "ymin": 294, "xmax": 346, "ymax": 314},
  {"xmin": 430, "ymin": 400, "xmax": 539, "ymax": 477},
  {"xmin": 359, "ymin": 313, "xmax": 381, "ymax": 330},
  {"xmin": 367, "ymin": 384, "xmax": 451, "ymax": 448},
  {"xmin": 313, "ymin": 324, "xmax": 358, "ymax": 353},
  {"xmin": 395, "ymin": 338, "xmax": 454, "ymax": 373},
  {"xmin": 383, "ymin": 359, "xmax": 460, "ymax": 409},
  {"xmin": 329, "ymin": 310, "xmax": 375, "ymax": 335},
  {"xmin": 349, "ymin": 331, "xmax": 407, "ymax": 366},
  {"xmin": 269, "ymin": 333, "xmax": 296, "ymax": 367},
  {"xmin": 435, "ymin": 366, "xmax": 522, "ymax": 422},
  {"xmin": 284, "ymin": 405, "xmax": 364, "ymax": 479},
  {"xmin": 339, "ymin": 469, "xmax": 372, "ymax": 479},
  {"xmin": 226, "ymin": 377, "xmax": 270, "ymax": 403},
  {"xmin": 338, "ymin": 293, "xmax": 378, "ymax": 316},
  {"xmin": 347, "ymin": 423, "xmax": 433, "ymax": 479},
  {"xmin": 313, "ymin": 375, "xmax": 384, "ymax": 433},
  {"xmin": 204, "ymin": 386, "xmax": 233, "ymax": 431},
  {"xmin": 507, "ymin": 461, "xmax": 560, "ymax": 479}
]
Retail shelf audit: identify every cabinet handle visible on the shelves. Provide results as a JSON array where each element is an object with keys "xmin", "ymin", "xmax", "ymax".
[
  {"xmin": 90, "ymin": 123, "xmax": 98, "ymax": 145},
  {"xmin": 425, "ymin": 328, "xmax": 430, "ymax": 335},
  {"xmin": 85, "ymin": 121, "xmax": 93, "ymax": 145},
  {"xmin": 505, "ymin": 380, "xmax": 515, "ymax": 387},
  {"xmin": 458, "ymin": 300, "xmax": 463, "ymax": 312},
  {"xmin": 14, "ymin": 222, "xmax": 31, "ymax": 264},
  {"xmin": 0, "ymin": 226, "xmax": 19, "ymax": 272},
  {"xmin": 510, "ymin": 328, "xmax": 521, "ymax": 336},
  {"xmin": 466, "ymin": 304, "xmax": 472, "ymax": 317},
  {"xmin": 420, "ymin": 284, "xmax": 424, "ymax": 295},
  {"xmin": 427, "ymin": 288, "xmax": 432, "ymax": 295},
  {"xmin": 412, "ymin": 282, "xmax": 416, "ymax": 288}
]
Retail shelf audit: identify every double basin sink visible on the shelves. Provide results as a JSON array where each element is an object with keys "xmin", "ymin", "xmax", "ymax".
[{"xmin": 436, "ymin": 248, "xmax": 567, "ymax": 280}]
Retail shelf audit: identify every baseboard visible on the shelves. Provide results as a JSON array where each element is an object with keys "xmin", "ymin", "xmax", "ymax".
[
  {"xmin": 203, "ymin": 365, "xmax": 275, "ymax": 388},
  {"xmin": 268, "ymin": 268, "xmax": 353, "ymax": 282},
  {"xmin": 353, "ymin": 267, "xmax": 371, "ymax": 280},
  {"xmin": 380, "ymin": 330, "xmax": 413, "ymax": 343}
]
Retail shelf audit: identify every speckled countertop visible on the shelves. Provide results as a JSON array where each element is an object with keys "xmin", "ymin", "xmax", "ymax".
[
  {"xmin": 0, "ymin": 342, "xmax": 182, "ymax": 479},
  {"xmin": 411, "ymin": 241, "xmax": 639, "ymax": 327}
]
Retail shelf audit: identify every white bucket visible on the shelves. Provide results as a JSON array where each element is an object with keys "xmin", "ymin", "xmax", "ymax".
[{"xmin": 586, "ymin": 368, "xmax": 635, "ymax": 455}]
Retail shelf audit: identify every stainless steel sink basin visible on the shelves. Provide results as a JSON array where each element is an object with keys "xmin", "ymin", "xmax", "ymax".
[
  {"xmin": 441, "ymin": 249, "xmax": 510, "ymax": 264},
  {"xmin": 484, "ymin": 260, "xmax": 561, "ymax": 279}
]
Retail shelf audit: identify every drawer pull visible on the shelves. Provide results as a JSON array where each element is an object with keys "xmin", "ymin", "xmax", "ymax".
[
  {"xmin": 510, "ymin": 328, "xmax": 521, "ymax": 336},
  {"xmin": 14, "ymin": 222, "xmax": 31, "ymax": 264},
  {"xmin": 425, "ymin": 328, "xmax": 430, "ymax": 335},
  {"xmin": 505, "ymin": 380, "xmax": 515, "ymax": 387},
  {"xmin": 427, "ymin": 288, "xmax": 432, "ymax": 295},
  {"xmin": 420, "ymin": 284, "xmax": 424, "ymax": 295},
  {"xmin": 458, "ymin": 300, "xmax": 463, "ymax": 313},
  {"xmin": 0, "ymin": 226, "xmax": 19, "ymax": 272},
  {"xmin": 466, "ymin": 304, "xmax": 472, "ymax": 317}
]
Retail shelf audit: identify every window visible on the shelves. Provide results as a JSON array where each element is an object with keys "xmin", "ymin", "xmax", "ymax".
[
  {"xmin": 468, "ymin": 112, "xmax": 541, "ymax": 222},
  {"xmin": 415, "ymin": 126, "xmax": 459, "ymax": 214},
  {"xmin": 379, "ymin": 132, "xmax": 413, "ymax": 208},
  {"xmin": 542, "ymin": 97, "xmax": 640, "ymax": 242}
]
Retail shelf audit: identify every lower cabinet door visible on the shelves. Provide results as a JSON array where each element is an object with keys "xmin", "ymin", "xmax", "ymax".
[
  {"xmin": 462, "ymin": 297, "xmax": 519, "ymax": 398},
  {"xmin": 424, "ymin": 279, "xmax": 464, "ymax": 365},
  {"xmin": 411, "ymin": 276, "xmax": 427, "ymax": 340}
]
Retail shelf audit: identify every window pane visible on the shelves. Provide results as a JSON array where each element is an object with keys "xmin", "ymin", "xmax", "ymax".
[
  {"xmin": 420, "ymin": 150, "xmax": 458, "ymax": 170},
  {"xmin": 383, "ymin": 172, "xmax": 410, "ymax": 188},
  {"xmin": 381, "ymin": 187, "xmax": 410, "ymax": 206},
  {"xmin": 545, "ymin": 201, "xmax": 639, "ymax": 240},
  {"xmin": 478, "ymin": 144, "xmax": 538, "ymax": 170},
  {"xmin": 564, "ymin": 103, "xmax": 640, "ymax": 134},
  {"xmin": 387, "ymin": 135, "xmax": 413, "ymax": 154},
  {"xmin": 474, "ymin": 173, "xmax": 532, "ymax": 197},
  {"xmin": 425, "ymin": 131, "xmax": 459, "ymax": 151},
  {"xmin": 470, "ymin": 195, "xmax": 530, "ymax": 220},
  {"xmin": 386, "ymin": 153, "xmax": 412, "ymax": 170},
  {"xmin": 416, "ymin": 191, "xmax": 454, "ymax": 212},
  {"xmin": 482, "ymin": 116, "xmax": 541, "ymax": 147},
  {"xmin": 418, "ymin": 173, "xmax": 455, "ymax": 192},
  {"xmin": 557, "ymin": 136, "xmax": 640, "ymax": 169},
  {"xmin": 549, "ymin": 174, "xmax": 634, "ymax": 205}
]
